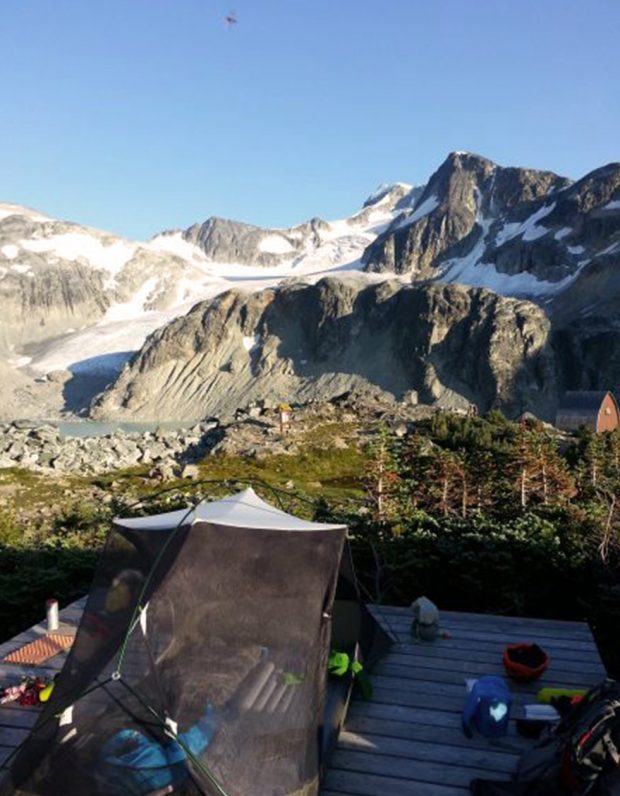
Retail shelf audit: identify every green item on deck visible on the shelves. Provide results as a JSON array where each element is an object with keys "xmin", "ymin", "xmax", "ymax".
[
  {"xmin": 282, "ymin": 672, "xmax": 304, "ymax": 686},
  {"xmin": 328, "ymin": 650, "xmax": 372, "ymax": 700},
  {"xmin": 537, "ymin": 687, "xmax": 588, "ymax": 704},
  {"xmin": 328, "ymin": 651, "xmax": 351, "ymax": 677}
]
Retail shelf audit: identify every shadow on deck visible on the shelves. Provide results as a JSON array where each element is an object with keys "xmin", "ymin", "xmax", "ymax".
[
  {"xmin": 0, "ymin": 600, "xmax": 607, "ymax": 795},
  {"xmin": 323, "ymin": 606, "xmax": 607, "ymax": 796}
]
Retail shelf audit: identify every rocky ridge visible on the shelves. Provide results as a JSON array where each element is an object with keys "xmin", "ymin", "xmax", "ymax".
[
  {"xmin": 362, "ymin": 152, "xmax": 620, "ymax": 314},
  {"xmin": 364, "ymin": 152, "xmax": 570, "ymax": 278},
  {"xmin": 0, "ymin": 184, "xmax": 415, "ymax": 359},
  {"xmin": 2, "ymin": 152, "xmax": 620, "ymax": 423},
  {"xmin": 92, "ymin": 276, "xmax": 557, "ymax": 422},
  {"xmin": 0, "ymin": 185, "xmax": 415, "ymax": 420}
]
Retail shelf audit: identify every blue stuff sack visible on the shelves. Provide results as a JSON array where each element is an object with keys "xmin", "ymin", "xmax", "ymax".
[
  {"xmin": 96, "ymin": 703, "xmax": 217, "ymax": 794},
  {"xmin": 463, "ymin": 676, "xmax": 512, "ymax": 738}
]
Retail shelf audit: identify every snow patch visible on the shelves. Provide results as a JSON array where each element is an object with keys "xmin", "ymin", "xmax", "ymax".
[
  {"xmin": 407, "ymin": 194, "xmax": 440, "ymax": 225},
  {"xmin": 365, "ymin": 184, "xmax": 391, "ymax": 205},
  {"xmin": 494, "ymin": 203, "xmax": 556, "ymax": 246},
  {"xmin": 242, "ymin": 335, "xmax": 260, "ymax": 352},
  {"xmin": 364, "ymin": 182, "xmax": 413, "ymax": 207},
  {"xmin": 1, "ymin": 244, "xmax": 18, "ymax": 259},
  {"xmin": 604, "ymin": 200, "xmax": 620, "ymax": 210},
  {"xmin": 440, "ymin": 211, "xmax": 584, "ymax": 298},
  {"xmin": 258, "ymin": 235, "xmax": 295, "ymax": 255},
  {"xmin": 0, "ymin": 203, "xmax": 50, "ymax": 223},
  {"xmin": 18, "ymin": 193, "xmax": 413, "ymax": 376},
  {"xmin": 148, "ymin": 233, "xmax": 206, "ymax": 262},
  {"xmin": 69, "ymin": 351, "xmax": 133, "ymax": 375},
  {"xmin": 443, "ymin": 256, "xmax": 582, "ymax": 298},
  {"xmin": 102, "ymin": 277, "xmax": 161, "ymax": 322},
  {"xmin": 21, "ymin": 233, "xmax": 137, "ymax": 274},
  {"xmin": 597, "ymin": 241, "xmax": 620, "ymax": 257},
  {"xmin": 523, "ymin": 225, "xmax": 550, "ymax": 242},
  {"xmin": 567, "ymin": 245, "xmax": 585, "ymax": 255},
  {"xmin": 8, "ymin": 355, "xmax": 32, "ymax": 368},
  {"xmin": 11, "ymin": 263, "xmax": 31, "ymax": 274},
  {"xmin": 554, "ymin": 227, "xmax": 572, "ymax": 241}
]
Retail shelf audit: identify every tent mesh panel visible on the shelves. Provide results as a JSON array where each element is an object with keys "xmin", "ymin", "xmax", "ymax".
[{"xmin": 3, "ymin": 519, "xmax": 347, "ymax": 796}]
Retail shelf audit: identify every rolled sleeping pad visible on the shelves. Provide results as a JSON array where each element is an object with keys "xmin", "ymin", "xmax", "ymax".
[{"xmin": 537, "ymin": 687, "xmax": 587, "ymax": 704}]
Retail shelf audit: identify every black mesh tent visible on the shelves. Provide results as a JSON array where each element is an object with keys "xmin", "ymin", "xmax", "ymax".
[{"xmin": 1, "ymin": 488, "xmax": 390, "ymax": 796}]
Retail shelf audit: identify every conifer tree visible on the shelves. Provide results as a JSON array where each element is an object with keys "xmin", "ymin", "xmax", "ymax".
[
  {"xmin": 426, "ymin": 447, "xmax": 464, "ymax": 517},
  {"xmin": 528, "ymin": 427, "xmax": 576, "ymax": 506},
  {"xmin": 508, "ymin": 422, "xmax": 539, "ymax": 509},
  {"xmin": 400, "ymin": 431, "xmax": 435, "ymax": 512},
  {"xmin": 363, "ymin": 423, "xmax": 401, "ymax": 521},
  {"xmin": 575, "ymin": 429, "xmax": 608, "ymax": 493}
]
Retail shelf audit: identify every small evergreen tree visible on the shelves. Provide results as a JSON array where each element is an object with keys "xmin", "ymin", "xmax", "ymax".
[{"xmin": 363, "ymin": 424, "xmax": 401, "ymax": 521}]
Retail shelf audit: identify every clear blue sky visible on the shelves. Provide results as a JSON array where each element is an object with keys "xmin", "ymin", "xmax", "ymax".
[{"xmin": 2, "ymin": 0, "xmax": 619, "ymax": 239}]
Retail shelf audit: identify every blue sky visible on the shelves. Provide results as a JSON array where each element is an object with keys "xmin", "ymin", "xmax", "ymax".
[{"xmin": 2, "ymin": 0, "xmax": 619, "ymax": 239}]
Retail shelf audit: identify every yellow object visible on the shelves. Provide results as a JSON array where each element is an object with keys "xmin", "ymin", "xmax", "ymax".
[
  {"xmin": 39, "ymin": 682, "xmax": 55, "ymax": 702},
  {"xmin": 537, "ymin": 687, "xmax": 587, "ymax": 704},
  {"xmin": 104, "ymin": 581, "xmax": 131, "ymax": 613}
]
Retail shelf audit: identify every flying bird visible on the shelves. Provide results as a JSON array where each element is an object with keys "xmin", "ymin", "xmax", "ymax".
[{"xmin": 225, "ymin": 10, "xmax": 237, "ymax": 26}]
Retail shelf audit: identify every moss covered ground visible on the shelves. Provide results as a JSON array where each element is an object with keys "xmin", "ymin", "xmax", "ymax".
[{"xmin": 0, "ymin": 425, "xmax": 365, "ymax": 641}]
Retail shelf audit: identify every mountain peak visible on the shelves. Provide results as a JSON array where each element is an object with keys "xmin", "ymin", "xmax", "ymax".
[
  {"xmin": 363, "ymin": 182, "xmax": 415, "ymax": 208},
  {"xmin": 444, "ymin": 150, "xmax": 495, "ymax": 168}
]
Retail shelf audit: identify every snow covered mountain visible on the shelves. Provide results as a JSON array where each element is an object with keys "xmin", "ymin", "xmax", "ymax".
[
  {"xmin": 1, "ymin": 151, "xmax": 619, "ymax": 420},
  {"xmin": 364, "ymin": 152, "xmax": 620, "ymax": 310},
  {"xmin": 0, "ymin": 183, "xmax": 417, "ymax": 380}
]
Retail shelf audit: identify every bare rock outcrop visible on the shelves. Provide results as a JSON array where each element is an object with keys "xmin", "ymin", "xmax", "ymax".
[
  {"xmin": 91, "ymin": 277, "xmax": 556, "ymax": 422},
  {"xmin": 362, "ymin": 152, "xmax": 620, "ymax": 312}
]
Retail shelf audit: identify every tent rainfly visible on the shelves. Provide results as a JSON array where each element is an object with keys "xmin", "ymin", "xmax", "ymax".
[{"xmin": 1, "ymin": 488, "xmax": 390, "ymax": 796}]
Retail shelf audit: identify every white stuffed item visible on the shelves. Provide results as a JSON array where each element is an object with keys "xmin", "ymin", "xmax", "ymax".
[{"xmin": 411, "ymin": 596, "xmax": 440, "ymax": 641}]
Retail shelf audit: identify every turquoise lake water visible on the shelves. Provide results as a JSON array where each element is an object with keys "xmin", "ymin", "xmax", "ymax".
[{"xmin": 57, "ymin": 420, "xmax": 197, "ymax": 438}]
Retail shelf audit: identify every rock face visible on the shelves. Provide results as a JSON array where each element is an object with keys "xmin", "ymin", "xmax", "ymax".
[
  {"xmin": 0, "ymin": 223, "xmax": 110, "ymax": 354},
  {"xmin": 182, "ymin": 216, "xmax": 328, "ymax": 267},
  {"xmin": 362, "ymin": 152, "xmax": 570, "ymax": 276},
  {"xmin": 1, "ymin": 153, "xmax": 619, "ymax": 423},
  {"xmin": 359, "ymin": 154, "xmax": 620, "ymax": 401},
  {"xmin": 0, "ymin": 187, "xmax": 419, "ymax": 418},
  {"xmin": 0, "ymin": 207, "xmax": 204, "ymax": 357},
  {"xmin": 0, "ymin": 184, "xmax": 414, "ymax": 370},
  {"xmin": 362, "ymin": 152, "xmax": 620, "ymax": 311},
  {"xmin": 91, "ymin": 277, "xmax": 556, "ymax": 421},
  {"xmin": 553, "ymin": 318, "xmax": 620, "ymax": 394},
  {"xmin": 180, "ymin": 185, "xmax": 425, "ymax": 268}
]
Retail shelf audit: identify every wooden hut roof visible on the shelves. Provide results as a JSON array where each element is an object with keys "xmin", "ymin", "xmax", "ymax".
[{"xmin": 556, "ymin": 390, "xmax": 619, "ymax": 430}]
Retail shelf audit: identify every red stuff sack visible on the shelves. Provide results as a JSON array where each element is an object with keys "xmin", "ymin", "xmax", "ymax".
[{"xmin": 503, "ymin": 643, "xmax": 549, "ymax": 682}]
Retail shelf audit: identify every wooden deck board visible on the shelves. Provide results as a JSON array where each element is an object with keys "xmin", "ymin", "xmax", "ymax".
[
  {"xmin": 325, "ymin": 605, "xmax": 605, "ymax": 795},
  {"xmin": 0, "ymin": 598, "xmax": 606, "ymax": 795},
  {"xmin": 0, "ymin": 606, "xmax": 78, "ymax": 773}
]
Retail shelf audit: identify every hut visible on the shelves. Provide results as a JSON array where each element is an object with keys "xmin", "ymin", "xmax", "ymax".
[{"xmin": 556, "ymin": 390, "xmax": 620, "ymax": 433}]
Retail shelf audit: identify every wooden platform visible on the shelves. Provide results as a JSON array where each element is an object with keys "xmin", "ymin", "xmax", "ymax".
[
  {"xmin": 0, "ymin": 597, "xmax": 86, "ymax": 771},
  {"xmin": 0, "ymin": 600, "xmax": 607, "ymax": 795},
  {"xmin": 322, "ymin": 605, "xmax": 607, "ymax": 796}
]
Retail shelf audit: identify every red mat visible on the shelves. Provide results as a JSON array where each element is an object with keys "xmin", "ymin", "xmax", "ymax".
[{"xmin": 3, "ymin": 634, "xmax": 74, "ymax": 666}]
